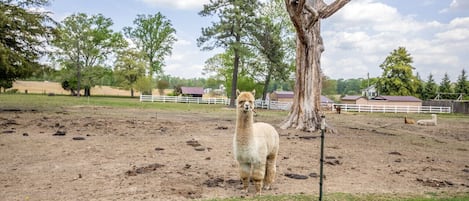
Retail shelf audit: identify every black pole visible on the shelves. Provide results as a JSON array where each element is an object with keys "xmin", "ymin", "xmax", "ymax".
[{"xmin": 319, "ymin": 114, "xmax": 326, "ymax": 201}]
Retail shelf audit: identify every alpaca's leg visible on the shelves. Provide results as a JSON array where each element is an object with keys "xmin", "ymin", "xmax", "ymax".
[
  {"xmin": 239, "ymin": 163, "xmax": 251, "ymax": 193},
  {"xmin": 264, "ymin": 154, "xmax": 277, "ymax": 190},
  {"xmin": 251, "ymin": 162, "xmax": 266, "ymax": 195}
]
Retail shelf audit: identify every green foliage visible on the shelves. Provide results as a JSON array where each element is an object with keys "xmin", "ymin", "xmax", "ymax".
[
  {"xmin": 249, "ymin": 15, "xmax": 291, "ymax": 99},
  {"xmin": 322, "ymin": 76, "xmax": 338, "ymax": 95},
  {"xmin": 52, "ymin": 13, "xmax": 125, "ymax": 96},
  {"xmin": 198, "ymin": 0, "xmax": 260, "ymax": 106},
  {"xmin": 124, "ymin": 13, "xmax": 177, "ymax": 78},
  {"xmin": 337, "ymin": 78, "xmax": 363, "ymax": 95},
  {"xmin": 203, "ymin": 192, "xmax": 469, "ymax": 201},
  {"xmin": 455, "ymin": 69, "xmax": 469, "ymax": 95},
  {"xmin": 134, "ymin": 76, "xmax": 153, "ymax": 95},
  {"xmin": 114, "ymin": 48, "xmax": 146, "ymax": 97},
  {"xmin": 376, "ymin": 47, "xmax": 419, "ymax": 96},
  {"xmin": 156, "ymin": 79, "xmax": 169, "ymax": 95},
  {"xmin": 203, "ymin": 52, "xmax": 234, "ymax": 81},
  {"xmin": 0, "ymin": 79, "xmax": 13, "ymax": 92},
  {"xmin": 173, "ymin": 84, "xmax": 182, "ymax": 96},
  {"xmin": 422, "ymin": 73, "xmax": 438, "ymax": 100},
  {"xmin": 439, "ymin": 73, "xmax": 453, "ymax": 94},
  {"xmin": 0, "ymin": 0, "xmax": 56, "ymax": 84}
]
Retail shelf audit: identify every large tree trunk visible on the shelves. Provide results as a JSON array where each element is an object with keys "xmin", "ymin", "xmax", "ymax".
[
  {"xmin": 230, "ymin": 49, "xmax": 240, "ymax": 107},
  {"xmin": 281, "ymin": 0, "xmax": 349, "ymax": 132},
  {"xmin": 262, "ymin": 70, "xmax": 272, "ymax": 101}
]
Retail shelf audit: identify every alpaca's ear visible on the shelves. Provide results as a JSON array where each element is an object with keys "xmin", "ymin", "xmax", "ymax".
[
  {"xmin": 236, "ymin": 89, "xmax": 240, "ymax": 96},
  {"xmin": 251, "ymin": 89, "xmax": 256, "ymax": 96}
]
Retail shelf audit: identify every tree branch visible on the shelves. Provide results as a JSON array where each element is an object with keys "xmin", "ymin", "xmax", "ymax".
[
  {"xmin": 304, "ymin": 3, "xmax": 319, "ymax": 30},
  {"xmin": 319, "ymin": 0, "xmax": 350, "ymax": 19}
]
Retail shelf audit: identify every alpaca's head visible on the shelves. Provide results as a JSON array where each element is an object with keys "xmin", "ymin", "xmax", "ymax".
[{"xmin": 236, "ymin": 89, "xmax": 256, "ymax": 113}]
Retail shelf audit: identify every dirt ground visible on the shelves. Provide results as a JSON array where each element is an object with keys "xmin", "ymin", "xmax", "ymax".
[{"xmin": 1, "ymin": 106, "xmax": 468, "ymax": 201}]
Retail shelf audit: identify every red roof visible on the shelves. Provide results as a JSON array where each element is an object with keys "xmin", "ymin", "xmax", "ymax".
[{"xmin": 181, "ymin": 87, "xmax": 204, "ymax": 95}]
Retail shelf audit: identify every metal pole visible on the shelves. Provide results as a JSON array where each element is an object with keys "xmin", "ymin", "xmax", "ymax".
[{"xmin": 319, "ymin": 115, "xmax": 326, "ymax": 201}]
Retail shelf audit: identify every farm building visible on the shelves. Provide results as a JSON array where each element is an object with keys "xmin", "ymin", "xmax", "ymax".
[
  {"xmin": 269, "ymin": 91, "xmax": 335, "ymax": 107},
  {"xmin": 180, "ymin": 87, "xmax": 204, "ymax": 97},
  {"xmin": 341, "ymin": 95, "xmax": 422, "ymax": 106}
]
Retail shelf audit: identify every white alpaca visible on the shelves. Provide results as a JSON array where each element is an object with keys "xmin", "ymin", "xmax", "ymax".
[
  {"xmin": 233, "ymin": 90, "xmax": 279, "ymax": 195},
  {"xmin": 417, "ymin": 114, "xmax": 437, "ymax": 126}
]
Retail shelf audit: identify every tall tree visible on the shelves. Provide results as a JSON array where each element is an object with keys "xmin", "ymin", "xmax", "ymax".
[
  {"xmin": 52, "ymin": 13, "xmax": 125, "ymax": 96},
  {"xmin": 439, "ymin": 73, "xmax": 453, "ymax": 94},
  {"xmin": 203, "ymin": 52, "xmax": 234, "ymax": 84},
  {"xmin": 322, "ymin": 76, "xmax": 337, "ymax": 95},
  {"xmin": 250, "ymin": 16, "xmax": 290, "ymax": 100},
  {"xmin": 455, "ymin": 69, "xmax": 469, "ymax": 96},
  {"xmin": 376, "ymin": 47, "xmax": 419, "ymax": 96},
  {"xmin": 0, "ymin": 0, "xmax": 55, "ymax": 91},
  {"xmin": 198, "ymin": 0, "xmax": 260, "ymax": 107},
  {"xmin": 114, "ymin": 48, "xmax": 146, "ymax": 97},
  {"xmin": 422, "ymin": 73, "xmax": 438, "ymax": 100},
  {"xmin": 282, "ymin": 0, "xmax": 350, "ymax": 131},
  {"xmin": 124, "ymin": 13, "xmax": 177, "ymax": 80}
]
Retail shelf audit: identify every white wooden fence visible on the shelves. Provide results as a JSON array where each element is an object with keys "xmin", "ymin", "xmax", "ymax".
[
  {"xmin": 140, "ymin": 95, "xmax": 291, "ymax": 110},
  {"xmin": 255, "ymin": 100, "xmax": 291, "ymax": 110},
  {"xmin": 333, "ymin": 104, "xmax": 451, "ymax": 113},
  {"xmin": 140, "ymin": 95, "xmax": 451, "ymax": 113},
  {"xmin": 140, "ymin": 95, "xmax": 229, "ymax": 104}
]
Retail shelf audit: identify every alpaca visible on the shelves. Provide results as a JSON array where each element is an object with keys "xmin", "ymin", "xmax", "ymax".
[
  {"xmin": 404, "ymin": 116, "xmax": 415, "ymax": 124},
  {"xmin": 233, "ymin": 89, "xmax": 279, "ymax": 195},
  {"xmin": 334, "ymin": 105, "xmax": 341, "ymax": 114},
  {"xmin": 417, "ymin": 114, "xmax": 437, "ymax": 126}
]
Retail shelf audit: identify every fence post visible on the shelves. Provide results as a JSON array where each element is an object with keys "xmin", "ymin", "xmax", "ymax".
[{"xmin": 319, "ymin": 114, "xmax": 326, "ymax": 201}]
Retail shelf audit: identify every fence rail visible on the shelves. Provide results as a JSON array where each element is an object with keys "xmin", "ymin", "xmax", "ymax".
[
  {"xmin": 140, "ymin": 95, "xmax": 229, "ymax": 104},
  {"xmin": 140, "ymin": 95, "xmax": 451, "ymax": 113},
  {"xmin": 140, "ymin": 95, "xmax": 292, "ymax": 110},
  {"xmin": 333, "ymin": 104, "xmax": 451, "ymax": 113},
  {"xmin": 255, "ymin": 100, "xmax": 291, "ymax": 110}
]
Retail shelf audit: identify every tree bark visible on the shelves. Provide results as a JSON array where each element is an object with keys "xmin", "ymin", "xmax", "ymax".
[
  {"xmin": 281, "ymin": 0, "xmax": 349, "ymax": 132},
  {"xmin": 230, "ymin": 49, "xmax": 240, "ymax": 107}
]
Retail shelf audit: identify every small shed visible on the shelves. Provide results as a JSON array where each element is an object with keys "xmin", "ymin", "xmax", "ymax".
[{"xmin": 181, "ymin": 87, "xmax": 204, "ymax": 97}]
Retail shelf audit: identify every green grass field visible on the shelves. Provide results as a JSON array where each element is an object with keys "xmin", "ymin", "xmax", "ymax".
[{"xmin": 1, "ymin": 94, "xmax": 468, "ymax": 201}]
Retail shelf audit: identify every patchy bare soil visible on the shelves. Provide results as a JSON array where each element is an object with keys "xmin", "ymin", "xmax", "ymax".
[{"xmin": 1, "ymin": 106, "xmax": 468, "ymax": 200}]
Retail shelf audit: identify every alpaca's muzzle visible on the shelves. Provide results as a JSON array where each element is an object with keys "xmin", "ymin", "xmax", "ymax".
[{"xmin": 243, "ymin": 103, "xmax": 252, "ymax": 112}]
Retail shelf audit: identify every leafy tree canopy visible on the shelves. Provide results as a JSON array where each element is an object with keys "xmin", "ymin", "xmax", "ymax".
[
  {"xmin": 376, "ymin": 47, "xmax": 419, "ymax": 96},
  {"xmin": 0, "ymin": 0, "xmax": 55, "ymax": 89},
  {"xmin": 455, "ymin": 69, "xmax": 469, "ymax": 95},
  {"xmin": 52, "ymin": 13, "xmax": 125, "ymax": 96},
  {"xmin": 124, "ymin": 13, "xmax": 177, "ymax": 78}
]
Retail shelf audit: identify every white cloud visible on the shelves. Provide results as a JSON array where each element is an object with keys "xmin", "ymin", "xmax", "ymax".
[
  {"xmin": 320, "ymin": 0, "xmax": 469, "ymax": 82},
  {"xmin": 440, "ymin": 0, "xmax": 469, "ymax": 13},
  {"xmin": 449, "ymin": 0, "xmax": 469, "ymax": 10},
  {"xmin": 436, "ymin": 28, "xmax": 469, "ymax": 41},
  {"xmin": 140, "ymin": 0, "xmax": 209, "ymax": 10}
]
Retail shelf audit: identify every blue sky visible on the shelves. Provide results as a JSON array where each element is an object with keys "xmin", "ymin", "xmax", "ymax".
[{"xmin": 46, "ymin": 0, "xmax": 469, "ymax": 82}]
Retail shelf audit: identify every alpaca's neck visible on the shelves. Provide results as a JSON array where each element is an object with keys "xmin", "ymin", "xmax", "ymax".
[{"xmin": 235, "ymin": 111, "xmax": 254, "ymax": 144}]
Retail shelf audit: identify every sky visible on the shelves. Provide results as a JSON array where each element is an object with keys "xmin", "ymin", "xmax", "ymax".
[{"xmin": 45, "ymin": 0, "xmax": 469, "ymax": 82}]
